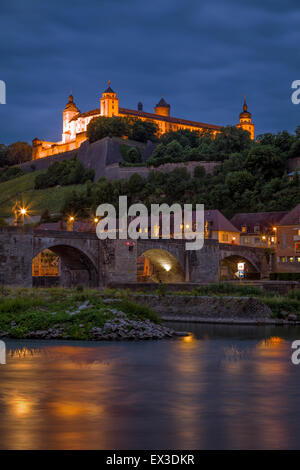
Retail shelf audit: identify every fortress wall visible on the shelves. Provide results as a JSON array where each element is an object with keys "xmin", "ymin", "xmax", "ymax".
[
  {"xmin": 105, "ymin": 160, "xmax": 218, "ymax": 181},
  {"xmin": 18, "ymin": 137, "xmax": 218, "ymax": 182}
]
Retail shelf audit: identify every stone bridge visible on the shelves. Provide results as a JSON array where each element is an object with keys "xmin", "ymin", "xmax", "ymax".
[{"xmin": 0, "ymin": 227, "xmax": 270, "ymax": 288}]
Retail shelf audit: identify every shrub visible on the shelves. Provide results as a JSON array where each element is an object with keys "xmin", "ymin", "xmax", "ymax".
[
  {"xmin": 0, "ymin": 166, "xmax": 26, "ymax": 183},
  {"xmin": 120, "ymin": 145, "xmax": 142, "ymax": 164},
  {"xmin": 34, "ymin": 156, "xmax": 94, "ymax": 189}
]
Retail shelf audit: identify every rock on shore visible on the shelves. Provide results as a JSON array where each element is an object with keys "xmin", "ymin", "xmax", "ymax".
[{"xmin": 23, "ymin": 310, "xmax": 176, "ymax": 341}]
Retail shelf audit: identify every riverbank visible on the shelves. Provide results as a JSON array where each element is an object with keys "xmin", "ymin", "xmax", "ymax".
[
  {"xmin": 0, "ymin": 287, "xmax": 177, "ymax": 341},
  {"xmin": 0, "ymin": 285, "xmax": 299, "ymax": 340},
  {"xmin": 128, "ymin": 294, "xmax": 300, "ymax": 325}
]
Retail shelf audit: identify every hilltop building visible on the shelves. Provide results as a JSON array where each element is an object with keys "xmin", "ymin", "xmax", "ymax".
[{"xmin": 32, "ymin": 82, "xmax": 255, "ymax": 160}]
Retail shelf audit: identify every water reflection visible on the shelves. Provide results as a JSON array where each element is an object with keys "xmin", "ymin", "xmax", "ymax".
[{"xmin": 0, "ymin": 324, "xmax": 299, "ymax": 450}]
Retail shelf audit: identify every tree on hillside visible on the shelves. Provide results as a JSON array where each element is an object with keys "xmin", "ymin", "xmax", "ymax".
[
  {"xmin": 87, "ymin": 116, "xmax": 130, "ymax": 143},
  {"xmin": 8, "ymin": 142, "xmax": 32, "ymax": 165},
  {"xmin": 213, "ymin": 126, "xmax": 252, "ymax": 161},
  {"xmin": 35, "ymin": 156, "xmax": 94, "ymax": 189},
  {"xmin": 245, "ymin": 145, "xmax": 285, "ymax": 180},
  {"xmin": 128, "ymin": 119, "xmax": 158, "ymax": 143},
  {"xmin": 160, "ymin": 129, "xmax": 201, "ymax": 148},
  {"xmin": 0, "ymin": 144, "xmax": 9, "ymax": 167}
]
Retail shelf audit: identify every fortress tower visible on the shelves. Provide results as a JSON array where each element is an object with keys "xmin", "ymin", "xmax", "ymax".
[
  {"xmin": 154, "ymin": 97, "xmax": 170, "ymax": 117},
  {"xmin": 237, "ymin": 95, "xmax": 255, "ymax": 140},
  {"xmin": 62, "ymin": 94, "xmax": 80, "ymax": 143},
  {"xmin": 100, "ymin": 81, "xmax": 119, "ymax": 117}
]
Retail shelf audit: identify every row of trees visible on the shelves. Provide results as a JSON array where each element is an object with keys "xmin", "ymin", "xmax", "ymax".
[
  {"xmin": 0, "ymin": 142, "xmax": 32, "ymax": 167},
  {"xmin": 87, "ymin": 116, "xmax": 158, "ymax": 144},
  {"xmin": 61, "ymin": 159, "xmax": 299, "ymax": 220},
  {"xmin": 147, "ymin": 126, "xmax": 300, "ymax": 166}
]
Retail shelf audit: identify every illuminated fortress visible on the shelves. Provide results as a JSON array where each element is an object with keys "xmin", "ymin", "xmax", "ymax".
[{"xmin": 32, "ymin": 82, "xmax": 255, "ymax": 160}]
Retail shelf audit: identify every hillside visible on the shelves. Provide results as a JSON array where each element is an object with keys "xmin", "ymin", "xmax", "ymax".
[{"xmin": 0, "ymin": 170, "xmax": 87, "ymax": 219}]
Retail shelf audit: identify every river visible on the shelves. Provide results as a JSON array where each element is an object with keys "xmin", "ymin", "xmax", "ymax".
[{"xmin": 0, "ymin": 322, "xmax": 300, "ymax": 450}]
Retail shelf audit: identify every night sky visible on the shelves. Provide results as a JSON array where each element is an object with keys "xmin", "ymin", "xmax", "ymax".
[{"xmin": 1, "ymin": 0, "xmax": 300, "ymax": 144}]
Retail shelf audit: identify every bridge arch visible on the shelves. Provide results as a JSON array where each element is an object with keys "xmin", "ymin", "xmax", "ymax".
[
  {"xmin": 137, "ymin": 248, "xmax": 185, "ymax": 283},
  {"xmin": 219, "ymin": 253, "xmax": 260, "ymax": 280},
  {"xmin": 32, "ymin": 242, "xmax": 99, "ymax": 288}
]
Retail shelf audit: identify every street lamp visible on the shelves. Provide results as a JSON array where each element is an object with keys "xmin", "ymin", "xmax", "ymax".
[
  {"xmin": 13, "ymin": 202, "xmax": 28, "ymax": 226},
  {"xmin": 67, "ymin": 216, "xmax": 75, "ymax": 231}
]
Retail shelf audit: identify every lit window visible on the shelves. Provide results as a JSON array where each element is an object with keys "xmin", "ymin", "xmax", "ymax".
[
  {"xmin": 241, "ymin": 226, "xmax": 247, "ymax": 233},
  {"xmin": 289, "ymin": 257, "xmax": 294, "ymax": 263},
  {"xmin": 222, "ymin": 234, "xmax": 228, "ymax": 242}
]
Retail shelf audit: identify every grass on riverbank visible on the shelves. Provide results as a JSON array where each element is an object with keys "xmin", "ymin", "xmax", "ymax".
[
  {"xmin": 0, "ymin": 285, "xmax": 299, "ymax": 339},
  {"xmin": 0, "ymin": 287, "xmax": 160, "ymax": 340},
  {"xmin": 156, "ymin": 283, "xmax": 300, "ymax": 315}
]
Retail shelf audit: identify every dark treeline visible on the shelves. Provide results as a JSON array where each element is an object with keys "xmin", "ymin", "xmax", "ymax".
[{"xmin": 0, "ymin": 141, "xmax": 32, "ymax": 167}]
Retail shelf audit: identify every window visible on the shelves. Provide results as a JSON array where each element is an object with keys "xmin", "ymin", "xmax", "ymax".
[
  {"xmin": 279, "ymin": 256, "xmax": 287, "ymax": 263},
  {"xmin": 254, "ymin": 225, "xmax": 260, "ymax": 233},
  {"xmin": 296, "ymin": 243, "xmax": 300, "ymax": 253},
  {"xmin": 222, "ymin": 233, "xmax": 228, "ymax": 242},
  {"xmin": 289, "ymin": 257, "xmax": 294, "ymax": 263},
  {"xmin": 241, "ymin": 226, "xmax": 247, "ymax": 233}
]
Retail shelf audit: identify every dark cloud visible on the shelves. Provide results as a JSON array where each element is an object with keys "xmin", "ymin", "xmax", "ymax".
[{"xmin": 0, "ymin": 0, "xmax": 300, "ymax": 143}]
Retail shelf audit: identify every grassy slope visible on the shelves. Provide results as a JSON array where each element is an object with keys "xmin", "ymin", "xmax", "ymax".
[{"xmin": 0, "ymin": 171, "xmax": 87, "ymax": 218}]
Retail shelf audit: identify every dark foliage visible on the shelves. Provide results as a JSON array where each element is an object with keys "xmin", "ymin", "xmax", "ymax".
[{"xmin": 34, "ymin": 156, "xmax": 95, "ymax": 189}]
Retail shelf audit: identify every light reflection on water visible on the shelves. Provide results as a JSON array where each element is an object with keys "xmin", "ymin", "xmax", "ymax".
[{"xmin": 0, "ymin": 323, "xmax": 300, "ymax": 450}]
